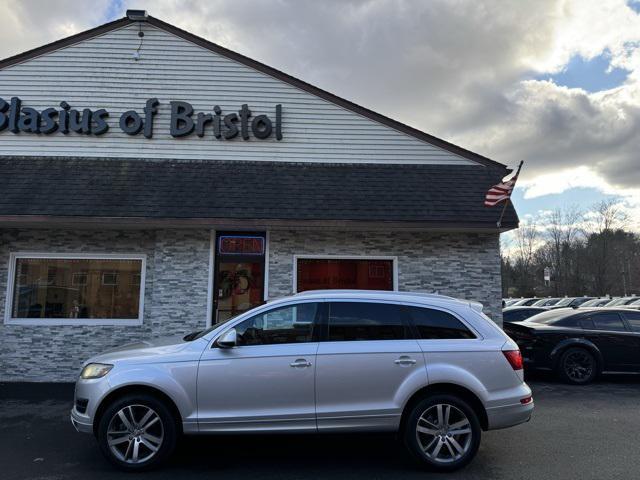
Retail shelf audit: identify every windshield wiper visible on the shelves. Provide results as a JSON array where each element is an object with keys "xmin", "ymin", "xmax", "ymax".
[{"xmin": 182, "ymin": 331, "xmax": 202, "ymax": 341}]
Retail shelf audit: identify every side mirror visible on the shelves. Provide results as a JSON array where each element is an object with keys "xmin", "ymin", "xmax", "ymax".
[{"xmin": 216, "ymin": 328, "xmax": 237, "ymax": 348}]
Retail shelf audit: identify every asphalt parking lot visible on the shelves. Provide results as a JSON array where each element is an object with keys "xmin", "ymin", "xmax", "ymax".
[{"xmin": 1, "ymin": 374, "xmax": 639, "ymax": 480}]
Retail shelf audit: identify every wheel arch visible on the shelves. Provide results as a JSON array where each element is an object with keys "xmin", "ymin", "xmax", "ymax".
[
  {"xmin": 400, "ymin": 383, "xmax": 489, "ymax": 432},
  {"xmin": 92, "ymin": 384, "xmax": 183, "ymax": 437},
  {"xmin": 550, "ymin": 338, "xmax": 604, "ymax": 372}
]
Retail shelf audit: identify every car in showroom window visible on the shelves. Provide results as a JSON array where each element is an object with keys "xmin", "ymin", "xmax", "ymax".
[{"xmin": 71, "ymin": 291, "xmax": 533, "ymax": 473}]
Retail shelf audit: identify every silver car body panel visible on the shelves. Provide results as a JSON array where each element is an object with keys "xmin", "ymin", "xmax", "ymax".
[
  {"xmin": 315, "ymin": 338, "xmax": 427, "ymax": 431},
  {"xmin": 71, "ymin": 291, "xmax": 533, "ymax": 436},
  {"xmin": 197, "ymin": 341, "xmax": 319, "ymax": 432}
]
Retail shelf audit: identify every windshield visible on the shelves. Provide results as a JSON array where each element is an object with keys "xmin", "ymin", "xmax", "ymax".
[
  {"xmin": 533, "ymin": 298, "xmax": 559, "ymax": 306},
  {"xmin": 554, "ymin": 298, "xmax": 574, "ymax": 307},
  {"xmin": 606, "ymin": 297, "xmax": 633, "ymax": 307},
  {"xmin": 525, "ymin": 309, "xmax": 576, "ymax": 324},
  {"xmin": 580, "ymin": 298, "xmax": 604, "ymax": 307}
]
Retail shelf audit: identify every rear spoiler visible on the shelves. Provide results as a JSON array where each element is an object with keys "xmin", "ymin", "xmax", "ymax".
[
  {"xmin": 503, "ymin": 322, "xmax": 535, "ymax": 335},
  {"xmin": 468, "ymin": 301, "xmax": 484, "ymax": 312}
]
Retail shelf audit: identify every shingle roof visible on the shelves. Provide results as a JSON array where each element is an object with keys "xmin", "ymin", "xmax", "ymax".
[{"xmin": 0, "ymin": 157, "xmax": 518, "ymax": 230}]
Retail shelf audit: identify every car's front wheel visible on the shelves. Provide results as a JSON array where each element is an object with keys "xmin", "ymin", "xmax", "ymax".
[
  {"xmin": 403, "ymin": 394, "xmax": 481, "ymax": 472},
  {"xmin": 97, "ymin": 394, "xmax": 177, "ymax": 471}
]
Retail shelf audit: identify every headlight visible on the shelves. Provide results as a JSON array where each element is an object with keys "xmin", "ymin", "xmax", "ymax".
[{"xmin": 80, "ymin": 363, "xmax": 113, "ymax": 379}]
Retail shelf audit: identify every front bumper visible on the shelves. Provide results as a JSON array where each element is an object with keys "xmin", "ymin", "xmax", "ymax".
[
  {"xmin": 70, "ymin": 374, "xmax": 112, "ymax": 434},
  {"xmin": 70, "ymin": 408, "xmax": 93, "ymax": 434}
]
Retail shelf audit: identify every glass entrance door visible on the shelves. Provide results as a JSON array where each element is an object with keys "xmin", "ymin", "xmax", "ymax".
[{"xmin": 213, "ymin": 233, "xmax": 266, "ymax": 323}]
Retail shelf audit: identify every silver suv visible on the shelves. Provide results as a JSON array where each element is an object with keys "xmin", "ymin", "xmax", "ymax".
[{"xmin": 71, "ymin": 290, "xmax": 533, "ymax": 472}]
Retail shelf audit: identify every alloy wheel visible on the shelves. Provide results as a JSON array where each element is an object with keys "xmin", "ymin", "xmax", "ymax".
[
  {"xmin": 415, "ymin": 403, "xmax": 473, "ymax": 464},
  {"xmin": 106, "ymin": 404, "xmax": 164, "ymax": 464},
  {"xmin": 564, "ymin": 350, "xmax": 595, "ymax": 383}
]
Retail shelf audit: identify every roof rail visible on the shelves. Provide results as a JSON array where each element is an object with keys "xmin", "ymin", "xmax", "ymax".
[{"xmin": 294, "ymin": 289, "xmax": 458, "ymax": 301}]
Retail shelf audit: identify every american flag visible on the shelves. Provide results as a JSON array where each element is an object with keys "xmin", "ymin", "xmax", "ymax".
[{"xmin": 484, "ymin": 161, "xmax": 522, "ymax": 207}]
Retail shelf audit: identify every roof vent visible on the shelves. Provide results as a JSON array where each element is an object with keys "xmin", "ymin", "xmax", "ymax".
[{"xmin": 127, "ymin": 10, "xmax": 148, "ymax": 21}]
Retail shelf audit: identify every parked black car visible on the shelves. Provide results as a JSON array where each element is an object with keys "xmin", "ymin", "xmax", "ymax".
[
  {"xmin": 504, "ymin": 308, "xmax": 640, "ymax": 385},
  {"xmin": 503, "ymin": 306, "xmax": 548, "ymax": 324}
]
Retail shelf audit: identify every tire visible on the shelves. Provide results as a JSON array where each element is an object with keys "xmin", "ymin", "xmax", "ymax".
[
  {"xmin": 557, "ymin": 347, "xmax": 598, "ymax": 385},
  {"xmin": 403, "ymin": 394, "xmax": 482, "ymax": 472},
  {"xmin": 96, "ymin": 393, "xmax": 177, "ymax": 471}
]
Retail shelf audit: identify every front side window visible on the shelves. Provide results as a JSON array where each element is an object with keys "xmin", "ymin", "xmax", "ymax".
[
  {"xmin": 327, "ymin": 302, "xmax": 409, "ymax": 341},
  {"xmin": 623, "ymin": 311, "xmax": 640, "ymax": 332},
  {"xmin": 9, "ymin": 256, "xmax": 144, "ymax": 321},
  {"xmin": 587, "ymin": 312, "xmax": 627, "ymax": 332},
  {"xmin": 406, "ymin": 306, "xmax": 475, "ymax": 339},
  {"xmin": 234, "ymin": 302, "xmax": 320, "ymax": 346}
]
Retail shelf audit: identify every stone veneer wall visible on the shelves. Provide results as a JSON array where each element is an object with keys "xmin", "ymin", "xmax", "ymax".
[
  {"xmin": 267, "ymin": 230, "xmax": 502, "ymax": 323},
  {"xmin": 0, "ymin": 228, "xmax": 502, "ymax": 382},
  {"xmin": 0, "ymin": 229, "xmax": 211, "ymax": 382}
]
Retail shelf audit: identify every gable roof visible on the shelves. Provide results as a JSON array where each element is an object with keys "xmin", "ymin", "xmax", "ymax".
[
  {"xmin": 0, "ymin": 157, "xmax": 518, "ymax": 231},
  {"xmin": 0, "ymin": 14, "xmax": 510, "ymax": 172}
]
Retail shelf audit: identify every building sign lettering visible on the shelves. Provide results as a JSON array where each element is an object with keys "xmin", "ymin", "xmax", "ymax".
[{"xmin": 0, "ymin": 97, "xmax": 283, "ymax": 140}]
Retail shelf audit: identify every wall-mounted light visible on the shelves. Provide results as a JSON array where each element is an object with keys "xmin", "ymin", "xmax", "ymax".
[{"xmin": 127, "ymin": 10, "xmax": 148, "ymax": 61}]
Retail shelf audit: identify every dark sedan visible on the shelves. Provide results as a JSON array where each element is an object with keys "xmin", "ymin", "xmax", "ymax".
[
  {"xmin": 504, "ymin": 308, "xmax": 640, "ymax": 385},
  {"xmin": 503, "ymin": 306, "xmax": 548, "ymax": 324}
]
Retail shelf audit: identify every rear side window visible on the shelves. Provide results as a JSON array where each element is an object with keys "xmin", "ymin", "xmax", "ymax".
[
  {"xmin": 327, "ymin": 302, "xmax": 409, "ymax": 341},
  {"xmin": 504, "ymin": 309, "xmax": 541, "ymax": 323},
  {"xmin": 555, "ymin": 316, "xmax": 581, "ymax": 328},
  {"xmin": 588, "ymin": 312, "xmax": 627, "ymax": 332},
  {"xmin": 406, "ymin": 306, "xmax": 475, "ymax": 339},
  {"xmin": 504, "ymin": 310, "xmax": 528, "ymax": 322},
  {"xmin": 622, "ymin": 311, "xmax": 640, "ymax": 332}
]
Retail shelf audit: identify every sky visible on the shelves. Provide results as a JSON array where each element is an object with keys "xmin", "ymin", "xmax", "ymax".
[{"xmin": 1, "ymin": 0, "xmax": 639, "ymax": 232}]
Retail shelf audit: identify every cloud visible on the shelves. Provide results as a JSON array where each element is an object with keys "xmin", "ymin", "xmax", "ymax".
[
  {"xmin": 0, "ymin": 0, "xmax": 111, "ymax": 58},
  {"xmin": 518, "ymin": 166, "xmax": 609, "ymax": 198}
]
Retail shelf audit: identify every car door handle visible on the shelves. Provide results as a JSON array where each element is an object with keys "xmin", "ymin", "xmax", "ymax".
[
  {"xmin": 394, "ymin": 356, "xmax": 417, "ymax": 366},
  {"xmin": 290, "ymin": 359, "xmax": 312, "ymax": 368}
]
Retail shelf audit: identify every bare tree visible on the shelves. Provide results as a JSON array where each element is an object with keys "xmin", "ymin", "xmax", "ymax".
[
  {"xmin": 512, "ymin": 221, "xmax": 539, "ymax": 295},
  {"xmin": 501, "ymin": 202, "xmax": 639, "ymax": 298},
  {"xmin": 580, "ymin": 200, "xmax": 628, "ymax": 295},
  {"xmin": 545, "ymin": 206, "xmax": 583, "ymax": 295},
  {"xmin": 587, "ymin": 199, "xmax": 628, "ymax": 235}
]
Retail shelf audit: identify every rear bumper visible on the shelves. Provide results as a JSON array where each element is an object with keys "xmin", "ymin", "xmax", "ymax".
[{"xmin": 486, "ymin": 400, "xmax": 534, "ymax": 430}]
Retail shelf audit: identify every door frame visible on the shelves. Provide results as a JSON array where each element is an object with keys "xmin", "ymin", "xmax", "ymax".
[{"xmin": 209, "ymin": 230, "xmax": 268, "ymax": 327}]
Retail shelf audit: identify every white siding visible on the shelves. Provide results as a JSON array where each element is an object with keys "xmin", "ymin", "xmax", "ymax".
[{"xmin": 0, "ymin": 23, "xmax": 476, "ymax": 165}]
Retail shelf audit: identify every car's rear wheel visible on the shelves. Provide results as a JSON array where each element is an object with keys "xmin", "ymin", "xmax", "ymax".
[
  {"xmin": 403, "ymin": 394, "xmax": 481, "ymax": 472},
  {"xmin": 558, "ymin": 347, "xmax": 597, "ymax": 385},
  {"xmin": 97, "ymin": 394, "xmax": 177, "ymax": 471}
]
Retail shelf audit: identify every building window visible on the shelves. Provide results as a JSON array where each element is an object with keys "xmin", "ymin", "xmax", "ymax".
[
  {"xmin": 295, "ymin": 257, "xmax": 396, "ymax": 292},
  {"xmin": 5, "ymin": 254, "xmax": 145, "ymax": 325}
]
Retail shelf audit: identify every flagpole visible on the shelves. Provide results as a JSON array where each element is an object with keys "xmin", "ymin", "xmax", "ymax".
[
  {"xmin": 496, "ymin": 160, "xmax": 523, "ymax": 229},
  {"xmin": 497, "ymin": 198, "xmax": 510, "ymax": 229}
]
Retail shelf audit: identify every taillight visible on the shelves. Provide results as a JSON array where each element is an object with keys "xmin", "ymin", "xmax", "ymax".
[
  {"xmin": 502, "ymin": 349, "xmax": 523, "ymax": 370},
  {"xmin": 520, "ymin": 396, "xmax": 533, "ymax": 405}
]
